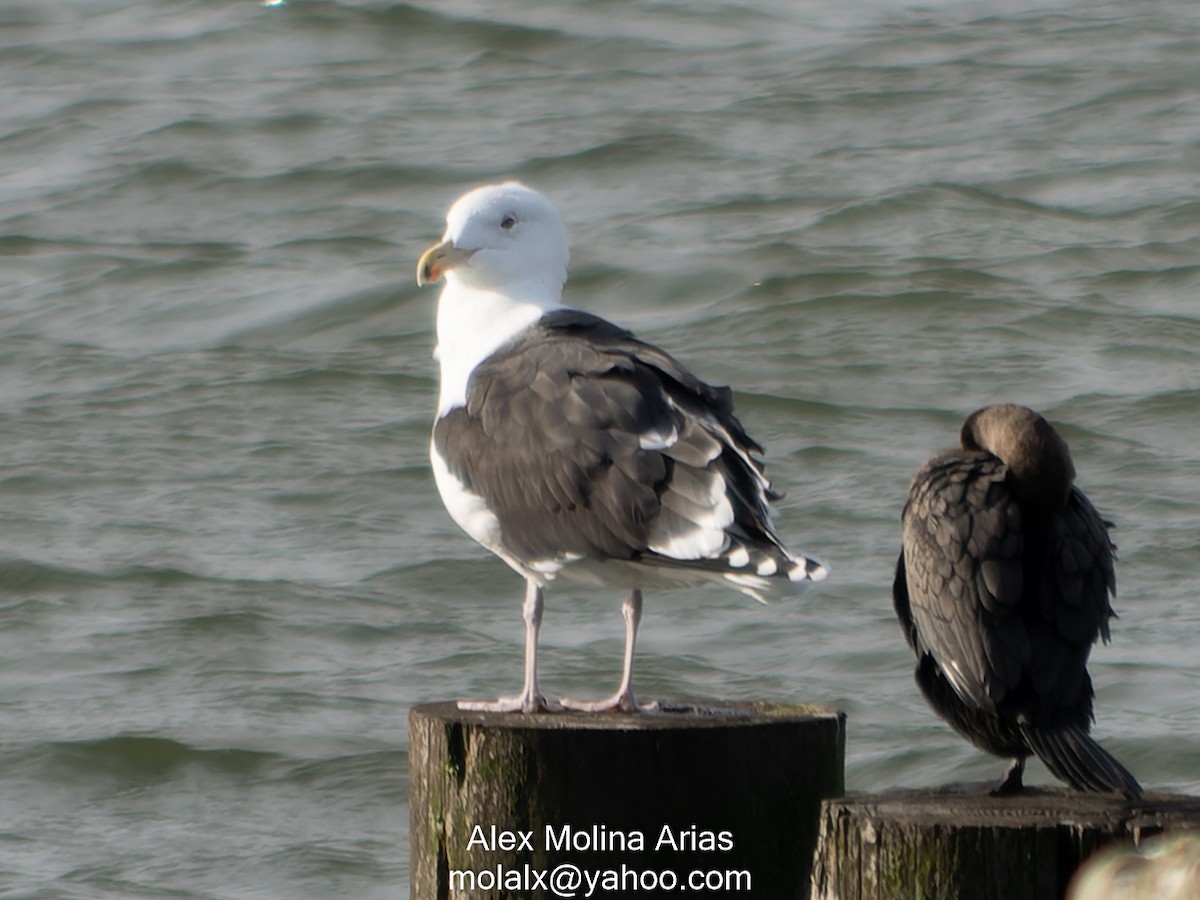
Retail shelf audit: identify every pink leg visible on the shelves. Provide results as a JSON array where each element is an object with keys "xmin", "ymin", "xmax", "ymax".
[
  {"xmin": 459, "ymin": 580, "xmax": 561, "ymax": 714},
  {"xmin": 560, "ymin": 590, "xmax": 658, "ymax": 713}
]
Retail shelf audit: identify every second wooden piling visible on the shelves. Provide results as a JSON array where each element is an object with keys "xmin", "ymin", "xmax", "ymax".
[{"xmin": 810, "ymin": 783, "xmax": 1200, "ymax": 900}]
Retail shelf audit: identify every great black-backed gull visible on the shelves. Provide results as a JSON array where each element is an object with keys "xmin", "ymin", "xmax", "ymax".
[
  {"xmin": 894, "ymin": 403, "xmax": 1141, "ymax": 796},
  {"xmin": 416, "ymin": 181, "xmax": 826, "ymax": 714}
]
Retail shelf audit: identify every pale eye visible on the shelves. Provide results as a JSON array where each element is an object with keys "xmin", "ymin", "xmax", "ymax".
[{"xmin": 500, "ymin": 214, "xmax": 517, "ymax": 230}]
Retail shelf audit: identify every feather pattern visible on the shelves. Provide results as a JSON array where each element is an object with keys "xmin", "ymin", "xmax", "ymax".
[
  {"xmin": 434, "ymin": 309, "xmax": 824, "ymax": 597},
  {"xmin": 894, "ymin": 404, "xmax": 1139, "ymax": 795}
]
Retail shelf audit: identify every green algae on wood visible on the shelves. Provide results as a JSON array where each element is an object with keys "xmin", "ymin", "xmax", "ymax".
[{"xmin": 810, "ymin": 783, "xmax": 1200, "ymax": 900}]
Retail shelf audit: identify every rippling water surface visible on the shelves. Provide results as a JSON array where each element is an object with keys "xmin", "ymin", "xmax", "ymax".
[{"xmin": 2, "ymin": 1, "xmax": 1199, "ymax": 895}]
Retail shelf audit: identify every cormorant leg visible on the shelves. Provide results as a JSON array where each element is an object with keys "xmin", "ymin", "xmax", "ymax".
[
  {"xmin": 459, "ymin": 580, "xmax": 560, "ymax": 713},
  {"xmin": 560, "ymin": 589, "xmax": 659, "ymax": 713},
  {"xmin": 990, "ymin": 757, "xmax": 1026, "ymax": 796}
]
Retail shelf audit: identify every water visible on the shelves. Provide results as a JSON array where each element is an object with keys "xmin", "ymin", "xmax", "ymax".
[{"xmin": 2, "ymin": 1, "xmax": 1199, "ymax": 896}]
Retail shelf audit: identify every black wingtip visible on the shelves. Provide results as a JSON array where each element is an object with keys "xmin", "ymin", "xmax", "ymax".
[{"xmin": 1022, "ymin": 724, "xmax": 1142, "ymax": 799}]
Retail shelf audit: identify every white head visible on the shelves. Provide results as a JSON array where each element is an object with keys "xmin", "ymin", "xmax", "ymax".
[
  {"xmin": 417, "ymin": 181, "xmax": 570, "ymax": 299},
  {"xmin": 418, "ymin": 182, "xmax": 572, "ymax": 414}
]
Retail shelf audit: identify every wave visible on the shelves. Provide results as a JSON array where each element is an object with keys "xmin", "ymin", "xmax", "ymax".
[
  {"xmin": 279, "ymin": 0, "xmax": 699, "ymax": 54},
  {"xmin": 8, "ymin": 735, "xmax": 286, "ymax": 783},
  {"xmin": 2, "ymin": 734, "xmax": 408, "ymax": 797},
  {"xmin": 284, "ymin": 1, "xmax": 569, "ymax": 47},
  {"xmin": 519, "ymin": 131, "xmax": 720, "ymax": 176},
  {"xmin": 0, "ymin": 557, "xmax": 341, "ymax": 601},
  {"xmin": 0, "ymin": 559, "xmax": 207, "ymax": 593},
  {"xmin": 278, "ymin": 748, "xmax": 405, "ymax": 793}
]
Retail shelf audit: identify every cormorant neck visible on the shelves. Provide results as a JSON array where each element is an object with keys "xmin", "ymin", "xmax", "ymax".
[{"xmin": 961, "ymin": 404, "xmax": 1075, "ymax": 513}]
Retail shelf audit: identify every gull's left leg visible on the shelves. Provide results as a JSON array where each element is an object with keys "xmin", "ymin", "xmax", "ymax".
[{"xmin": 560, "ymin": 589, "xmax": 659, "ymax": 713}]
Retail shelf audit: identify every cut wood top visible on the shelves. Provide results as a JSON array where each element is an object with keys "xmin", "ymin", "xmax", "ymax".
[
  {"xmin": 411, "ymin": 699, "xmax": 843, "ymax": 732},
  {"xmin": 827, "ymin": 783, "xmax": 1200, "ymax": 830}
]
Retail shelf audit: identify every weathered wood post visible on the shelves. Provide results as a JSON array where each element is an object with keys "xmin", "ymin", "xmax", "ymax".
[
  {"xmin": 810, "ymin": 784, "xmax": 1200, "ymax": 900},
  {"xmin": 410, "ymin": 700, "xmax": 845, "ymax": 898}
]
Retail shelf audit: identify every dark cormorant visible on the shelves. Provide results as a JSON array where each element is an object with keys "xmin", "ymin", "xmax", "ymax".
[{"xmin": 893, "ymin": 404, "xmax": 1141, "ymax": 797}]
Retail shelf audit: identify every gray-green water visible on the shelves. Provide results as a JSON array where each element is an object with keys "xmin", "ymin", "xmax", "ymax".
[{"xmin": 2, "ymin": 1, "xmax": 1199, "ymax": 896}]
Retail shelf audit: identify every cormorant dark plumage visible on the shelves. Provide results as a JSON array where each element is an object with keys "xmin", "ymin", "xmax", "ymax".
[{"xmin": 893, "ymin": 404, "xmax": 1141, "ymax": 797}]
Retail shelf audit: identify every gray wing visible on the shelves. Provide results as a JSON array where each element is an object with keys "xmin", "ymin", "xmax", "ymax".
[
  {"xmin": 899, "ymin": 451, "xmax": 1028, "ymax": 714},
  {"xmin": 434, "ymin": 310, "xmax": 785, "ymax": 568},
  {"xmin": 1023, "ymin": 486, "xmax": 1117, "ymax": 716},
  {"xmin": 1047, "ymin": 487, "xmax": 1117, "ymax": 642}
]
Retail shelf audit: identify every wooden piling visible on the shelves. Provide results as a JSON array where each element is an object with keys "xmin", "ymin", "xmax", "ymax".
[
  {"xmin": 810, "ymin": 783, "xmax": 1200, "ymax": 900},
  {"xmin": 409, "ymin": 700, "xmax": 845, "ymax": 899}
]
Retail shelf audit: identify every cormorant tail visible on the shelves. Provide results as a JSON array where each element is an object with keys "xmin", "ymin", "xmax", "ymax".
[{"xmin": 1021, "ymin": 724, "xmax": 1142, "ymax": 798}]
